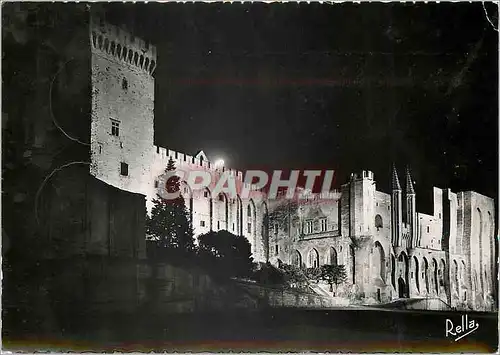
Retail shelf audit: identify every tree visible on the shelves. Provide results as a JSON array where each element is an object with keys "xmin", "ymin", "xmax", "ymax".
[
  {"xmin": 146, "ymin": 158, "xmax": 195, "ymax": 259},
  {"xmin": 319, "ymin": 264, "xmax": 347, "ymax": 296},
  {"xmin": 197, "ymin": 230, "xmax": 254, "ymax": 279},
  {"xmin": 269, "ymin": 198, "xmax": 299, "ymax": 234},
  {"xmin": 278, "ymin": 262, "xmax": 310, "ymax": 290}
]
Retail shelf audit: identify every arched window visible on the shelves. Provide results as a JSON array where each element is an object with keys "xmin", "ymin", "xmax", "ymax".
[
  {"xmin": 134, "ymin": 52, "xmax": 139, "ymax": 65},
  {"xmin": 247, "ymin": 205, "xmax": 252, "ymax": 217},
  {"xmin": 117, "ymin": 44, "xmax": 122, "ymax": 58},
  {"xmin": 110, "ymin": 41, "xmax": 116, "ymax": 55},
  {"xmin": 98, "ymin": 35, "xmax": 103, "ymax": 49},
  {"xmin": 92, "ymin": 32, "xmax": 97, "ymax": 48},
  {"xmin": 218, "ymin": 194, "xmax": 225, "ymax": 202},
  {"xmin": 145, "ymin": 57, "xmax": 150, "ymax": 70},
  {"xmin": 104, "ymin": 38, "xmax": 109, "ymax": 52},
  {"xmin": 150, "ymin": 60, "xmax": 156, "ymax": 73},
  {"xmin": 128, "ymin": 49, "xmax": 133, "ymax": 63},
  {"xmin": 122, "ymin": 47, "xmax": 128, "ymax": 60},
  {"xmin": 375, "ymin": 214, "xmax": 383, "ymax": 231},
  {"xmin": 292, "ymin": 250, "xmax": 302, "ymax": 269},
  {"xmin": 329, "ymin": 247, "xmax": 338, "ymax": 266},
  {"xmin": 139, "ymin": 55, "xmax": 144, "ymax": 67},
  {"xmin": 373, "ymin": 242, "xmax": 385, "ymax": 281},
  {"xmin": 308, "ymin": 249, "xmax": 319, "ymax": 268}
]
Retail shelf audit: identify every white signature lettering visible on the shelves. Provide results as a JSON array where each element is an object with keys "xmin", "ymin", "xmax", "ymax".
[{"xmin": 445, "ymin": 314, "xmax": 479, "ymax": 341}]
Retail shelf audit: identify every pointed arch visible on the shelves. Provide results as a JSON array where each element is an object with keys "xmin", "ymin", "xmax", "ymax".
[
  {"xmin": 292, "ymin": 250, "xmax": 302, "ymax": 269},
  {"xmin": 423, "ymin": 257, "xmax": 429, "ymax": 293},
  {"xmin": 308, "ymin": 248, "xmax": 320, "ymax": 268},
  {"xmin": 397, "ymin": 252, "xmax": 409, "ymax": 298},
  {"xmin": 329, "ymin": 247, "xmax": 338, "ymax": 266},
  {"xmin": 139, "ymin": 54, "xmax": 144, "ymax": 68},
  {"xmin": 214, "ymin": 192, "xmax": 228, "ymax": 231},
  {"xmin": 372, "ymin": 241, "xmax": 386, "ymax": 282},
  {"xmin": 145, "ymin": 57, "xmax": 150, "ymax": 71},
  {"xmin": 375, "ymin": 214, "xmax": 383, "ymax": 231},
  {"xmin": 432, "ymin": 258, "xmax": 438, "ymax": 294}
]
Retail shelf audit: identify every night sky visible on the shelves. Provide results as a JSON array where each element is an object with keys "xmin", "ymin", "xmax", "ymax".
[{"xmin": 104, "ymin": 2, "xmax": 498, "ymax": 212}]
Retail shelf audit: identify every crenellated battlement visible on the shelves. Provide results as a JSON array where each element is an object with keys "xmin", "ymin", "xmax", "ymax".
[
  {"xmin": 153, "ymin": 145, "xmax": 245, "ymax": 181},
  {"xmin": 90, "ymin": 15, "xmax": 157, "ymax": 75},
  {"xmin": 350, "ymin": 170, "xmax": 374, "ymax": 181}
]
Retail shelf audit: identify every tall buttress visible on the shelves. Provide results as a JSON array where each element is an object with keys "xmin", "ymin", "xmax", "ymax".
[{"xmin": 391, "ymin": 164, "xmax": 403, "ymax": 246}]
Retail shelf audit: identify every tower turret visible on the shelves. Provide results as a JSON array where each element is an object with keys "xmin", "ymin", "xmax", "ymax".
[
  {"xmin": 405, "ymin": 166, "xmax": 417, "ymax": 247},
  {"xmin": 391, "ymin": 164, "xmax": 403, "ymax": 246}
]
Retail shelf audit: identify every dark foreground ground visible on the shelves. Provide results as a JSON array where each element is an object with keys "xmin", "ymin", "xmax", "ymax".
[{"xmin": 3, "ymin": 307, "xmax": 498, "ymax": 352}]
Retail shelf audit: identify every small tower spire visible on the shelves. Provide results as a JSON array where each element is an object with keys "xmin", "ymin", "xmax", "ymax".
[
  {"xmin": 392, "ymin": 163, "xmax": 401, "ymax": 190},
  {"xmin": 405, "ymin": 166, "xmax": 415, "ymax": 195}
]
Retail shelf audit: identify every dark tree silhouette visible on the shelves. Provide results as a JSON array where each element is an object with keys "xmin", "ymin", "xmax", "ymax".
[
  {"xmin": 146, "ymin": 158, "xmax": 195, "ymax": 259},
  {"xmin": 198, "ymin": 230, "xmax": 254, "ymax": 278},
  {"xmin": 319, "ymin": 264, "xmax": 347, "ymax": 295}
]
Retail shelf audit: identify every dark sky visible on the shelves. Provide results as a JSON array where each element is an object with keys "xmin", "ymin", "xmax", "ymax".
[{"xmin": 104, "ymin": 3, "xmax": 498, "ymax": 211}]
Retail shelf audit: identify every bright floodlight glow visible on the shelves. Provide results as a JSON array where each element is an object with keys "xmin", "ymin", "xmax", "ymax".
[{"xmin": 214, "ymin": 159, "xmax": 225, "ymax": 168}]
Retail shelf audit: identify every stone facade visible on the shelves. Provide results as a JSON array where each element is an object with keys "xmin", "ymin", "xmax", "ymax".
[{"xmin": 87, "ymin": 17, "xmax": 497, "ymax": 311}]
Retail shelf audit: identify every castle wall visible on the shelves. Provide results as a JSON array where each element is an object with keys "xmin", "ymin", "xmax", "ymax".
[{"xmin": 85, "ymin": 16, "xmax": 496, "ymax": 311}]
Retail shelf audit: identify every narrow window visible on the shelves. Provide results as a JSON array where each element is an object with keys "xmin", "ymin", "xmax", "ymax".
[
  {"xmin": 320, "ymin": 218, "xmax": 327, "ymax": 232},
  {"xmin": 154, "ymin": 181, "xmax": 158, "ymax": 188},
  {"xmin": 122, "ymin": 78, "xmax": 128, "ymax": 91},
  {"xmin": 427, "ymin": 226, "xmax": 430, "ymax": 233},
  {"xmin": 232, "ymin": 223, "xmax": 235, "ymax": 231},
  {"xmin": 247, "ymin": 223, "xmax": 251, "ymax": 234},
  {"xmin": 200, "ymin": 220, "xmax": 205, "ymax": 227},
  {"xmin": 275, "ymin": 245, "xmax": 279, "ymax": 256},
  {"xmin": 111, "ymin": 119, "xmax": 120, "ymax": 136},
  {"xmin": 217, "ymin": 221, "xmax": 220, "ymax": 230},
  {"xmin": 204, "ymin": 191, "xmax": 208, "ymax": 198},
  {"xmin": 120, "ymin": 162, "xmax": 128, "ymax": 176}
]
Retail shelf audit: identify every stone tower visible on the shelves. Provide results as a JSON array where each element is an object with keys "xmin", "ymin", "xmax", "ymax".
[
  {"xmin": 391, "ymin": 164, "xmax": 403, "ymax": 246},
  {"xmin": 89, "ymin": 14, "xmax": 156, "ymax": 197},
  {"xmin": 348, "ymin": 170, "xmax": 376, "ymax": 237}
]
